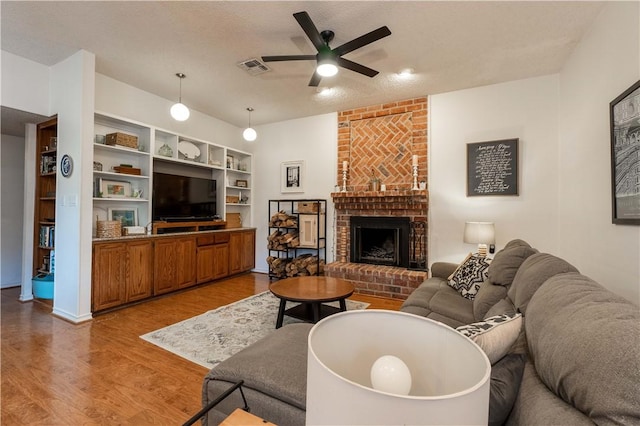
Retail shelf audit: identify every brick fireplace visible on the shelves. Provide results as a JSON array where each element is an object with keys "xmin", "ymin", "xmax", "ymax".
[{"xmin": 325, "ymin": 97, "xmax": 428, "ymax": 300}]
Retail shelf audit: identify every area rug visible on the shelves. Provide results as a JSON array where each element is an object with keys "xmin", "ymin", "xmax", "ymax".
[{"xmin": 140, "ymin": 291, "xmax": 369, "ymax": 369}]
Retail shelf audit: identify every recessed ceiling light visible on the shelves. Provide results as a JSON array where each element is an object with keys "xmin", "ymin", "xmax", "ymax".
[
  {"xmin": 317, "ymin": 87, "xmax": 334, "ymax": 95},
  {"xmin": 398, "ymin": 68, "xmax": 414, "ymax": 78}
]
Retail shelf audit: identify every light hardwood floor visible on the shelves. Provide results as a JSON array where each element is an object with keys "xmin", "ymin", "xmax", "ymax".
[{"xmin": 1, "ymin": 273, "xmax": 402, "ymax": 424}]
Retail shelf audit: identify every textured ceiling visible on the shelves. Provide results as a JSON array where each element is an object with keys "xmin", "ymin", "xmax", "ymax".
[{"xmin": 2, "ymin": 1, "xmax": 605, "ymax": 130}]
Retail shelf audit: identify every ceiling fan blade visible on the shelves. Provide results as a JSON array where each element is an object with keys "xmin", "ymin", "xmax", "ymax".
[
  {"xmin": 333, "ymin": 26, "xmax": 392, "ymax": 57},
  {"xmin": 293, "ymin": 11, "xmax": 326, "ymax": 52},
  {"xmin": 336, "ymin": 57, "xmax": 379, "ymax": 77},
  {"xmin": 308, "ymin": 72, "xmax": 322, "ymax": 87},
  {"xmin": 261, "ymin": 55, "xmax": 317, "ymax": 62}
]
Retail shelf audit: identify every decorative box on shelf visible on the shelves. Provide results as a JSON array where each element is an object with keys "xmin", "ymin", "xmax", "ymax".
[
  {"xmin": 105, "ymin": 132, "xmax": 138, "ymax": 149},
  {"xmin": 298, "ymin": 201, "xmax": 321, "ymax": 213},
  {"xmin": 226, "ymin": 195, "xmax": 240, "ymax": 204},
  {"xmin": 225, "ymin": 213, "xmax": 242, "ymax": 228},
  {"xmin": 113, "ymin": 165, "xmax": 141, "ymax": 175}
]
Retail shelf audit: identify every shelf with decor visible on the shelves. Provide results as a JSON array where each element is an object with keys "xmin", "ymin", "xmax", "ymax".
[
  {"xmin": 93, "ymin": 112, "xmax": 152, "ymax": 237},
  {"xmin": 223, "ymin": 148, "xmax": 252, "ymax": 226},
  {"xmin": 33, "ymin": 116, "xmax": 58, "ymax": 278},
  {"xmin": 267, "ymin": 199, "xmax": 326, "ymax": 280}
]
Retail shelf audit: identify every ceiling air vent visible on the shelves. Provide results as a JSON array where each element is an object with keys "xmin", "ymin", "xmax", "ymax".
[{"xmin": 237, "ymin": 58, "xmax": 271, "ymax": 76}]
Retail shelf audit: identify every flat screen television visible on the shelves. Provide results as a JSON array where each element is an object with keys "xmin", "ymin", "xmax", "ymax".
[{"xmin": 152, "ymin": 172, "xmax": 217, "ymax": 221}]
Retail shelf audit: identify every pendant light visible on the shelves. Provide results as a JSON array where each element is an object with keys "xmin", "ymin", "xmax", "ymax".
[
  {"xmin": 170, "ymin": 73, "xmax": 190, "ymax": 121},
  {"xmin": 243, "ymin": 107, "xmax": 257, "ymax": 141}
]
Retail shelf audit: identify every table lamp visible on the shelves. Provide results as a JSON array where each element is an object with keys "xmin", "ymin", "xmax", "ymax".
[
  {"xmin": 306, "ymin": 310, "xmax": 491, "ymax": 425},
  {"xmin": 464, "ymin": 221, "xmax": 495, "ymax": 257}
]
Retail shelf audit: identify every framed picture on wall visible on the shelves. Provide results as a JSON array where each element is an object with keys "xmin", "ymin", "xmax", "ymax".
[
  {"xmin": 281, "ymin": 160, "xmax": 304, "ymax": 193},
  {"xmin": 610, "ymin": 79, "xmax": 640, "ymax": 225},
  {"xmin": 466, "ymin": 139, "xmax": 519, "ymax": 196}
]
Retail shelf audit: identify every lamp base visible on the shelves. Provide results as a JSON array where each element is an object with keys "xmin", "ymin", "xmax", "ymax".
[{"xmin": 477, "ymin": 244, "xmax": 488, "ymax": 257}]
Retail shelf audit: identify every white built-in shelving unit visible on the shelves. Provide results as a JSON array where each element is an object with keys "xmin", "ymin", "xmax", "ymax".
[{"xmin": 92, "ymin": 112, "xmax": 252, "ymax": 235}]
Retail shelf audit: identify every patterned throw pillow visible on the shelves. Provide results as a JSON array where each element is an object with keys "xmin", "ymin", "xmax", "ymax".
[
  {"xmin": 456, "ymin": 313, "xmax": 523, "ymax": 364},
  {"xmin": 448, "ymin": 254, "xmax": 491, "ymax": 300}
]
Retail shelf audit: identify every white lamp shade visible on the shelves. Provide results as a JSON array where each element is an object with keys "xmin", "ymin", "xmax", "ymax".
[
  {"xmin": 243, "ymin": 127, "xmax": 257, "ymax": 141},
  {"xmin": 170, "ymin": 102, "xmax": 190, "ymax": 121},
  {"xmin": 463, "ymin": 221, "xmax": 496, "ymax": 244},
  {"xmin": 306, "ymin": 310, "xmax": 491, "ymax": 425}
]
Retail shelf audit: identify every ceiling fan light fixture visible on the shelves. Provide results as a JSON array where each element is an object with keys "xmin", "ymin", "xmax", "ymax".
[
  {"xmin": 170, "ymin": 73, "xmax": 190, "ymax": 121},
  {"xmin": 243, "ymin": 107, "xmax": 257, "ymax": 142},
  {"xmin": 317, "ymin": 59, "xmax": 338, "ymax": 77}
]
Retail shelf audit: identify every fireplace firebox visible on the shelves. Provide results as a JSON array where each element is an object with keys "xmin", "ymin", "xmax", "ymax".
[{"xmin": 350, "ymin": 216, "xmax": 410, "ymax": 268}]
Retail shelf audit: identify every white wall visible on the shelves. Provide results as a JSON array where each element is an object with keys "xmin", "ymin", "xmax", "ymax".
[
  {"xmin": 429, "ymin": 75, "xmax": 560, "ymax": 263},
  {"xmin": 558, "ymin": 2, "xmax": 640, "ymax": 305},
  {"xmin": 1, "ymin": 134, "xmax": 26, "ymax": 288},
  {"xmin": 251, "ymin": 113, "xmax": 338, "ymax": 273},
  {"xmin": 1, "ymin": 51, "xmax": 50, "ymax": 115}
]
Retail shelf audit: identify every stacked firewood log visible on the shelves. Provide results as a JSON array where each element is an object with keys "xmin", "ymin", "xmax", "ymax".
[
  {"xmin": 269, "ymin": 211, "xmax": 298, "ymax": 228},
  {"xmin": 285, "ymin": 254, "xmax": 324, "ymax": 277},
  {"xmin": 267, "ymin": 254, "xmax": 324, "ymax": 278},
  {"xmin": 267, "ymin": 230, "xmax": 299, "ymax": 250},
  {"xmin": 266, "ymin": 256, "xmax": 290, "ymax": 278}
]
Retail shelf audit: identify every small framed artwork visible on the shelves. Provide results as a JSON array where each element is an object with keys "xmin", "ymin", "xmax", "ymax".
[
  {"xmin": 226, "ymin": 155, "xmax": 234, "ymax": 169},
  {"xmin": 99, "ymin": 179, "xmax": 131, "ymax": 198},
  {"xmin": 108, "ymin": 208, "xmax": 138, "ymax": 227},
  {"xmin": 235, "ymin": 179, "xmax": 248, "ymax": 188},
  {"xmin": 610, "ymin": 79, "xmax": 640, "ymax": 225},
  {"xmin": 281, "ymin": 160, "xmax": 304, "ymax": 193}
]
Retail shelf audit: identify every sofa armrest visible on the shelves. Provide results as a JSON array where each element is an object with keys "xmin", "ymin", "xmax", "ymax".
[{"xmin": 430, "ymin": 262, "xmax": 459, "ymax": 279}]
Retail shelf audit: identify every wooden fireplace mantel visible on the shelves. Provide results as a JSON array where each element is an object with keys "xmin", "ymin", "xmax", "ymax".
[{"xmin": 331, "ymin": 190, "xmax": 428, "ymax": 210}]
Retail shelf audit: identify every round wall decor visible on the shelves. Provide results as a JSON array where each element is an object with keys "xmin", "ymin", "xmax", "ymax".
[{"xmin": 61, "ymin": 154, "xmax": 73, "ymax": 178}]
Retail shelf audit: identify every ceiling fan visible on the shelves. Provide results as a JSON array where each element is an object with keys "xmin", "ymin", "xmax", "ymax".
[{"xmin": 261, "ymin": 11, "xmax": 391, "ymax": 87}]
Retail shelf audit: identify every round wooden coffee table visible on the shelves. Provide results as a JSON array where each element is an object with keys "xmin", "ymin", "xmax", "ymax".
[{"xmin": 269, "ymin": 276, "xmax": 355, "ymax": 328}]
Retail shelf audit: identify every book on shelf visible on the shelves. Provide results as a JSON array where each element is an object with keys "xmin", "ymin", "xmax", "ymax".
[{"xmin": 39, "ymin": 225, "xmax": 55, "ymax": 248}]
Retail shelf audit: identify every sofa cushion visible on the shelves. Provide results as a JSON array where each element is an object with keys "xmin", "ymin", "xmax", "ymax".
[
  {"xmin": 484, "ymin": 297, "xmax": 517, "ymax": 319},
  {"xmin": 447, "ymin": 254, "xmax": 491, "ymax": 300},
  {"xmin": 203, "ymin": 323, "xmax": 312, "ymax": 425},
  {"xmin": 456, "ymin": 313, "xmax": 522, "ymax": 364},
  {"xmin": 473, "ymin": 280, "xmax": 509, "ymax": 321},
  {"xmin": 401, "ymin": 278, "xmax": 475, "ymax": 326},
  {"xmin": 526, "ymin": 273, "xmax": 640, "ymax": 424},
  {"xmin": 489, "ymin": 353, "xmax": 526, "ymax": 426},
  {"xmin": 507, "ymin": 253, "xmax": 578, "ymax": 315},
  {"xmin": 506, "ymin": 361, "xmax": 593, "ymax": 425},
  {"xmin": 487, "ymin": 241, "xmax": 537, "ymax": 286}
]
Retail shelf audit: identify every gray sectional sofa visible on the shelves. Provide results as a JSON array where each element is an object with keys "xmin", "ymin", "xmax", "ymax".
[{"xmin": 202, "ymin": 239, "xmax": 640, "ymax": 425}]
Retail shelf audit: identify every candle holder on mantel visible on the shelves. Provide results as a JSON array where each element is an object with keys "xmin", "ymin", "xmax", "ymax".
[
  {"xmin": 412, "ymin": 164, "xmax": 420, "ymax": 190},
  {"xmin": 342, "ymin": 169, "xmax": 348, "ymax": 192}
]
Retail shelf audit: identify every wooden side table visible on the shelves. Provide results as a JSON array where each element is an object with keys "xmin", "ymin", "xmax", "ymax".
[{"xmin": 221, "ymin": 408, "xmax": 275, "ymax": 425}]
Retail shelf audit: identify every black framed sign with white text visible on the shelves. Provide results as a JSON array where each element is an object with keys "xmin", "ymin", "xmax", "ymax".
[{"xmin": 467, "ymin": 139, "xmax": 519, "ymax": 196}]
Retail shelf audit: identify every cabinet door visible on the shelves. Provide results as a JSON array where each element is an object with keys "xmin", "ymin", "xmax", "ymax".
[
  {"xmin": 154, "ymin": 238, "xmax": 179, "ymax": 295},
  {"xmin": 212, "ymin": 243, "xmax": 229, "ymax": 280},
  {"xmin": 92, "ymin": 242, "xmax": 126, "ymax": 311},
  {"xmin": 197, "ymin": 245, "xmax": 216, "ymax": 283},
  {"xmin": 241, "ymin": 231, "xmax": 255, "ymax": 271},
  {"xmin": 299, "ymin": 215, "xmax": 318, "ymax": 247},
  {"xmin": 228, "ymin": 232, "xmax": 243, "ymax": 275},
  {"xmin": 176, "ymin": 237, "xmax": 197, "ymax": 289},
  {"xmin": 154, "ymin": 237, "xmax": 196, "ymax": 294},
  {"xmin": 126, "ymin": 240, "xmax": 153, "ymax": 302}
]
